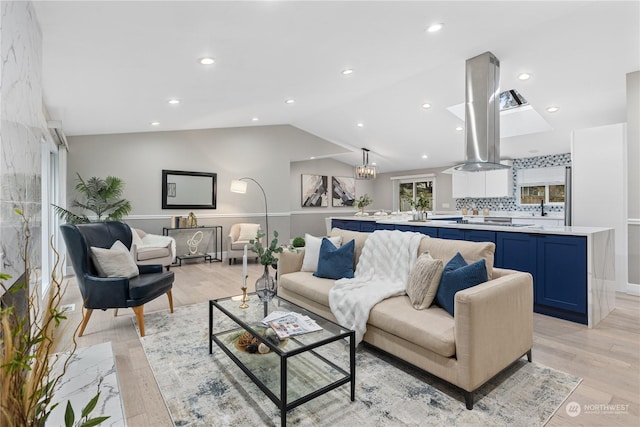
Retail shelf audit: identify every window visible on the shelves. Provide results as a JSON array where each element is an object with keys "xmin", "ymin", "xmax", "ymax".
[
  {"xmin": 392, "ymin": 174, "xmax": 435, "ymax": 212},
  {"xmin": 517, "ymin": 166, "xmax": 566, "ymax": 205}
]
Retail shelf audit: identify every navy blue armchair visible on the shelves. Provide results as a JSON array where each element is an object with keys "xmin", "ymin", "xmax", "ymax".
[{"xmin": 61, "ymin": 221, "xmax": 174, "ymax": 337}]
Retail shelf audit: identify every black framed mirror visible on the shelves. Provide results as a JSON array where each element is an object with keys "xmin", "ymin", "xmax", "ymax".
[{"xmin": 162, "ymin": 169, "xmax": 217, "ymax": 209}]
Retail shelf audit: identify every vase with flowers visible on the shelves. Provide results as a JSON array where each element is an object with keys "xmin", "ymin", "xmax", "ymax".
[
  {"xmin": 250, "ymin": 230, "xmax": 284, "ymax": 302},
  {"xmin": 355, "ymin": 194, "xmax": 372, "ymax": 215}
]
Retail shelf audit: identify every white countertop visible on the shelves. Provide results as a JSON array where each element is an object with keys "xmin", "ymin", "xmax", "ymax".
[{"xmin": 331, "ymin": 216, "xmax": 611, "ymax": 237}]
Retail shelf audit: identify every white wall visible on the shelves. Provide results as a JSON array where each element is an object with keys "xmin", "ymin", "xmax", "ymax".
[
  {"xmin": 627, "ymin": 71, "xmax": 640, "ymax": 291},
  {"xmin": 572, "ymin": 123, "xmax": 628, "ymax": 293}
]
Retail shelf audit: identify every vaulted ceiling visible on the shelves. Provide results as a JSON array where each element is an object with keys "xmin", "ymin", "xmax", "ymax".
[{"xmin": 35, "ymin": 1, "xmax": 639, "ymax": 173}]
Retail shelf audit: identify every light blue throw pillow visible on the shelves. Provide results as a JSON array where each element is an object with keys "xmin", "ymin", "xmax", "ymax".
[
  {"xmin": 435, "ymin": 252, "xmax": 488, "ymax": 316},
  {"xmin": 313, "ymin": 238, "xmax": 355, "ymax": 280}
]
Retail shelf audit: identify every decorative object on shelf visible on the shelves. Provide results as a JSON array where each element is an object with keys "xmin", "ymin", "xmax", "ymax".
[
  {"xmin": 186, "ymin": 230, "xmax": 203, "ymax": 255},
  {"xmin": 240, "ymin": 245, "xmax": 249, "ymax": 309},
  {"xmin": 292, "ymin": 236, "xmax": 305, "ymax": 248},
  {"xmin": 331, "ymin": 176, "xmax": 356, "ymax": 207},
  {"xmin": 355, "ymin": 193, "xmax": 373, "ymax": 215},
  {"xmin": 186, "ymin": 211, "xmax": 198, "ymax": 228},
  {"xmin": 355, "ymin": 147, "xmax": 377, "ymax": 180},
  {"xmin": 230, "ymin": 177, "xmax": 270, "ymax": 241},
  {"xmin": 301, "ymin": 174, "xmax": 328, "ymax": 207},
  {"xmin": 410, "ymin": 195, "xmax": 431, "ymax": 220},
  {"xmin": 232, "ymin": 328, "xmax": 285, "ymax": 354},
  {"xmin": 250, "ymin": 230, "xmax": 283, "ymax": 302},
  {"xmin": 52, "ymin": 173, "xmax": 132, "ymax": 224}
]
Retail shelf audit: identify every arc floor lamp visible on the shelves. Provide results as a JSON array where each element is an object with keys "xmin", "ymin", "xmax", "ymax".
[{"xmin": 230, "ymin": 177, "xmax": 269, "ymax": 241}]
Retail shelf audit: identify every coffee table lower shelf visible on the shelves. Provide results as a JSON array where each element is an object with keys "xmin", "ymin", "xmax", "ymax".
[{"xmin": 209, "ymin": 296, "xmax": 355, "ymax": 427}]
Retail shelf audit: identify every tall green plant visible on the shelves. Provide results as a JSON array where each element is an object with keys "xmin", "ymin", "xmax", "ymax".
[
  {"xmin": 0, "ymin": 208, "xmax": 109, "ymax": 427},
  {"xmin": 52, "ymin": 173, "xmax": 132, "ymax": 224}
]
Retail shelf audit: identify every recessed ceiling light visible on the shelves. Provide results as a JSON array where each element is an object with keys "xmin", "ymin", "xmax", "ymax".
[
  {"xmin": 371, "ymin": 162, "xmax": 377, "ymax": 166},
  {"xmin": 546, "ymin": 106, "xmax": 559, "ymax": 113},
  {"xmin": 310, "ymin": 156, "xmax": 316, "ymax": 160},
  {"xmin": 426, "ymin": 23, "xmax": 444, "ymax": 33},
  {"xmin": 150, "ymin": 121, "xmax": 160, "ymax": 126},
  {"xmin": 251, "ymin": 117, "xmax": 259, "ymax": 122},
  {"xmin": 342, "ymin": 69, "xmax": 354, "ymax": 75},
  {"xmin": 168, "ymin": 99, "xmax": 180, "ymax": 105},
  {"xmin": 421, "ymin": 154, "xmax": 428, "ymax": 159},
  {"xmin": 285, "ymin": 99, "xmax": 295, "ymax": 104},
  {"xmin": 422, "ymin": 103, "xmax": 431, "ymax": 109},
  {"xmin": 199, "ymin": 57, "xmax": 215, "ymax": 65},
  {"xmin": 357, "ymin": 122, "xmax": 364, "ymax": 128},
  {"xmin": 518, "ymin": 73, "xmax": 531, "ymax": 80},
  {"xmin": 455, "ymin": 126, "xmax": 463, "ymax": 131}
]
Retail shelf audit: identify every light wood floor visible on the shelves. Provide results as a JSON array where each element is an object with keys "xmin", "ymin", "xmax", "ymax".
[{"xmin": 57, "ymin": 261, "xmax": 640, "ymax": 426}]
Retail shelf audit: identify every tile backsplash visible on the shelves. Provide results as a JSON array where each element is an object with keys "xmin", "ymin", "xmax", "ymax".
[{"xmin": 455, "ymin": 153, "xmax": 571, "ymax": 214}]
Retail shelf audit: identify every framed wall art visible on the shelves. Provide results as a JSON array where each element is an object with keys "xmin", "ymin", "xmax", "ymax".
[
  {"xmin": 332, "ymin": 176, "xmax": 356, "ymax": 207},
  {"xmin": 301, "ymin": 174, "xmax": 328, "ymax": 207}
]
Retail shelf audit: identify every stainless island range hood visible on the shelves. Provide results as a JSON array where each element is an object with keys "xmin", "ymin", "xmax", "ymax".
[{"xmin": 454, "ymin": 51, "xmax": 510, "ymax": 172}]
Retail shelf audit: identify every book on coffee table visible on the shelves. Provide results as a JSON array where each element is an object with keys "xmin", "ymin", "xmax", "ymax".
[{"xmin": 262, "ymin": 311, "xmax": 322, "ymax": 339}]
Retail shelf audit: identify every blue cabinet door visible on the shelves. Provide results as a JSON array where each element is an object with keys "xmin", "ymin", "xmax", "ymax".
[
  {"xmin": 360, "ymin": 221, "xmax": 377, "ymax": 232},
  {"xmin": 536, "ymin": 235, "xmax": 587, "ymax": 319},
  {"xmin": 375, "ymin": 223, "xmax": 395, "ymax": 230},
  {"xmin": 495, "ymin": 232, "xmax": 537, "ymax": 301},
  {"xmin": 395, "ymin": 224, "xmax": 416, "ymax": 233},
  {"xmin": 331, "ymin": 219, "xmax": 360, "ymax": 231},
  {"xmin": 419, "ymin": 227, "xmax": 439, "ymax": 238},
  {"xmin": 464, "ymin": 230, "xmax": 496, "ymax": 244},
  {"xmin": 438, "ymin": 228, "xmax": 465, "ymax": 240}
]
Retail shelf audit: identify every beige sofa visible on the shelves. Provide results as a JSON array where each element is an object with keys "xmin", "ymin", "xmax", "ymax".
[{"xmin": 277, "ymin": 228, "xmax": 533, "ymax": 409}]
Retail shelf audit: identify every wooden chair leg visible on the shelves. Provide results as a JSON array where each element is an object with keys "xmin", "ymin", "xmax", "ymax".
[
  {"xmin": 167, "ymin": 290, "xmax": 174, "ymax": 313},
  {"xmin": 78, "ymin": 308, "xmax": 93, "ymax": 337},
  {"xmin": 114, "ymin": 308, "xmax": 118, "ymax": 317},
  {"xmin": 132, "ymin": 305, "xmax": 145, "ymax": 337}
]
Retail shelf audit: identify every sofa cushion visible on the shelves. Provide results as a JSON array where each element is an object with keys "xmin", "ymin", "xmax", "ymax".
[
  {"xmin": 406, "ymin": 252, "xmax": 444, "ymax": 309},
  {"xmin": 91, "ymin": 240, "xmax": 139, "ymax": 279},
  {"xmin": 329, "ymin": 228, "xmax": 369, "ymax": 269},
  {"xmin": 435, "ymin": 253, "xmax": 488, "ymax": 316},
  {"xmin": 368, "ymin": 295, "xmax": 456, "ymax": 358},
  {"xmin": 279, "ymin": 272, "xmax": 335, "ymax": 307},
  {"xmin": 301, "ymin": 234, "xmax": 342, "ymax": 272},
  {"xmin": 314, "ymin": 238, "xmax": 355, "ymax": 280},
  {"xmin": 238, "ymin": 223, "xmax": 261, "ymax": 241},
  {"xmin": 419, "ymin": 237, "xmax": 495, "ymax": 279},
  {"xmin": 136, "ymin": 246, "xmax": 171, "ymax": 261}
]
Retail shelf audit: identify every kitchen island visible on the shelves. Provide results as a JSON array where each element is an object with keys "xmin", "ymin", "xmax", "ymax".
[{"xmin": 330, "ymin": 216, "xmax": 615, "ymax": 327}]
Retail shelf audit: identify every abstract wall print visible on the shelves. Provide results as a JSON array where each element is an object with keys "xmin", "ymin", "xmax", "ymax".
[
  {"xmin": 301, "ymin": 174, "xmax": 328, "ymax": 207},
  {"xmin": 332, "ymin": 176, "xmax": 356, "ymax": 207}
]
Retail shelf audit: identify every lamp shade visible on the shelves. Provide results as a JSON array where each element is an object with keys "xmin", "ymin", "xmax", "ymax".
[{"xmin": 230, "ymin": 179, "xmax": 248, "ymax": 194}]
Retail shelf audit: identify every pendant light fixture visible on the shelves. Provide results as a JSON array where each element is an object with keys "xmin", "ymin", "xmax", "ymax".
[{"xmin": 355, "ymin": 148, "xmax": 377, "ymax": 180}]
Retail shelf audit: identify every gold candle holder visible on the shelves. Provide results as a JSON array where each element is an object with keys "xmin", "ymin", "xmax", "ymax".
[{"xmin": 239, "ymin": 275, "xmax": 249, "ymax": 309}]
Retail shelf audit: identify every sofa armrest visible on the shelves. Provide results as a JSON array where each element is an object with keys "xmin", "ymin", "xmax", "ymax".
[
  {"xmin": 453, "ymin": 271, "xmax": 533, "ymax": 391},
  {"xmin": 278, "ymin": 248, "xmax": 305, "ymax": 275}
]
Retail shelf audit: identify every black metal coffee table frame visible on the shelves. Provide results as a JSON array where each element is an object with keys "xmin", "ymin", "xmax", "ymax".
[{"xmin": 209, "ymin": 294, "xmax": 355, "ymax": 427}]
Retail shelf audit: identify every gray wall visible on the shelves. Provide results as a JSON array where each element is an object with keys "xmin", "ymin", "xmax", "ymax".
[
  {"xmin": 66, "ymin": 125, "xmax": 349, "ymax": 252},
  {"xmin": 627, "ymin": 71, "xmax": 640, "ymax": 288},
  {"xmin": 289, "ymin": 157, "xmax": 373, "ymax": 238}
]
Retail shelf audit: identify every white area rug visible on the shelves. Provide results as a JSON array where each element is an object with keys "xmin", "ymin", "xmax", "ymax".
[{"xmin": 137, "ymin": 303, "xmax": 581, "ymax": 426}]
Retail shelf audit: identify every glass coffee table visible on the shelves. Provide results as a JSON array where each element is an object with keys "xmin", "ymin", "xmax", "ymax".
[{"xmin": 209, "ymin": 293, "xmax": 355, "ymax": 427}]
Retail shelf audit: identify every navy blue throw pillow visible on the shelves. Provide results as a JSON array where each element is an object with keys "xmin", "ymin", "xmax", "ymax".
[
  {"xmin": 435, "ymin": 252, "xmax": 488, "ymax": 316},
  {"xmin": 313, "ymin": 238, "xmax": 355, "ymax": 280}
]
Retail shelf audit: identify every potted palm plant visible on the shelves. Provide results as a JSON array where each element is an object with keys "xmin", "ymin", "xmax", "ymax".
[{"xmin": 52, "ymin": 173, "xmax": 132, "ymax": 224}]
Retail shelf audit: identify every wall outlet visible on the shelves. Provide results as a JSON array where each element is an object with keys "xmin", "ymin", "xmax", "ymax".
[
  {"xmin": 442, "ymin": 203, "xmax": 450, "ymax": 208},
  {"xmin": 60, "ymin": 304, "xmax": 75, "ymax": 312}
]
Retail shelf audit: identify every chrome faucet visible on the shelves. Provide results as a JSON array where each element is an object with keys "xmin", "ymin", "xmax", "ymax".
[{"xmin": 540, "ymin": 200, "xmax": 547, "ymax": 216}]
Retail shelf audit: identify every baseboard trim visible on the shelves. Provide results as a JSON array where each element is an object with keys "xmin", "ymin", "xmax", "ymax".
[{"xmin": 627, "ymin": 282, "xmax": 640, "ymax": 296}]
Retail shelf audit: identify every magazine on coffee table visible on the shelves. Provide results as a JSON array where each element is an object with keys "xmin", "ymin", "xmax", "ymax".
[{"xmin": 261, "ymin": 311, "xmax": 323, "ymax": 339}]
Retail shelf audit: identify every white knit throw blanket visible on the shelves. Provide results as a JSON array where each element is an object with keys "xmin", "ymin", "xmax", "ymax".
[{"xmin": 328, "ymin": 230, "xmax": 424, "ymax": 344}]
